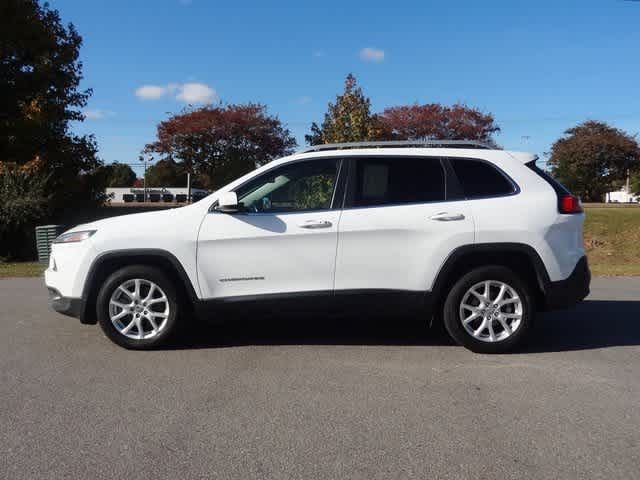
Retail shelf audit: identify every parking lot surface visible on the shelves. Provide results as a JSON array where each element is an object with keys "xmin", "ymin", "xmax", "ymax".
[{"xmin": 1, "ymin": 277, "xmax": 639, "ymax": 479}]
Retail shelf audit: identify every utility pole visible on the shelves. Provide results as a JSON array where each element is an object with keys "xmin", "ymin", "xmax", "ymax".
[
  {"xmin": 626, "ymin": 169, "xmax": 631, "ymax": 193},
  {"xmin": 139, "ymin": 155, "xmax": 148, "ymax": 203},
  {"xmin": 187, "ymin": 172, "xmax": 191, "ymax": 203}
]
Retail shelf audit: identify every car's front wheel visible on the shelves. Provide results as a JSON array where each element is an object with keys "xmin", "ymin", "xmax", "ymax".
[
  {"xmin": 443, "ymin": 266, "xmax": 534, "ymax": 353},
  {"xmin": 96, "ymin": 265, "xmax": 180, "ymax": 349}
]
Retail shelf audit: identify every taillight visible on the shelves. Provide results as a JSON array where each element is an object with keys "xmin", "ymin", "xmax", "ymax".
[{"xmin": 559, "ymin": 195, "xmax": 583, "ymax": 214}]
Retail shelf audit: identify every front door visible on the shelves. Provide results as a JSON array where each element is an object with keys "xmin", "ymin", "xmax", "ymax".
[{"xmin": 197, "ymin": 157, "xmax": 343, "ymax": 299}]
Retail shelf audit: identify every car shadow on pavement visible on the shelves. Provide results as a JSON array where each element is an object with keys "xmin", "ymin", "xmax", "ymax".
[
  {"xmin": 174, "ymin": 312, "xmax": 451, "ymax": 349},
  {"xmin": 169, "ymin": 300, "xmax": 640, "ymax": 353},
  {"xmin": 524, "ymin": 300, "xmax": 640, "ymax": 353}
]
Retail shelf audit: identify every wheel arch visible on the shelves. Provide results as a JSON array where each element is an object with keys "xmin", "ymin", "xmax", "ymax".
[
  {"xmin": 80, "ymin": 249, "xmax": 198, "ymax": 324},
  {"xmin": 428, "ymin": 243, "xmax": 551, "ymax": 315}
]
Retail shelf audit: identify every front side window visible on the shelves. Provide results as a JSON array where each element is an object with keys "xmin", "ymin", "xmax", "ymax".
[
  {"xmin": 450, "ymin": 158, "xmax": 516, "ymax": 198},
  {"xmin": 235, "ymin": 158, "xmax": 339, "ymax": 213},
  {"xmin": 349, "ymin": 157, "xmax": 445, "ymax": 207}
]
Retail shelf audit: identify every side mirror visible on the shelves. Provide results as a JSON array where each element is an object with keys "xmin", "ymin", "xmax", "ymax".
[{"xmin": 216, "ymin": 192, "xmax": 240, "ymax": 213}]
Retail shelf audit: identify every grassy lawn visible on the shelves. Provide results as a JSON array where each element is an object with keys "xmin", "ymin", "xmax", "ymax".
[
  {"xmin": 583, "ymin": 205, "xmax": 640, "ymax": 276},
  {"xmin": 0, "ymin": 261, "xmax": 45, "ymax": 279}
]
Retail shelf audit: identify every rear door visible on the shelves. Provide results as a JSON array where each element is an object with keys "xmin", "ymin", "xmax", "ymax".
[{"xmin": 334, "ymin": 156, "xmax": 475, "ymax": 294}]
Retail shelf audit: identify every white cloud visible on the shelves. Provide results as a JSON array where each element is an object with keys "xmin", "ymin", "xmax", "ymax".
[
  {"xmin": 83, "ymin": 109, "xmax": 114, "ymax": 120},
  {"xmin": 134, "ymin": 82, "xmax": 218, "ymax": 104},
  {"xmin": 295, "ymin": 96, "xmax": 312, "ymax": 105},
  {"xmin": 359, "ymin": 47, "xmax": 385, "ymax": 62},
  {"xmin": 313, "ymin": 50, "xmax": 326, "ymax": 57},
  {"xmin": 176, "ymin": 82, "xmax": 217, "ymax": 104},
  {"xmin": 135, "ymin": 85, "xmax": 167, "ymax": 100}
]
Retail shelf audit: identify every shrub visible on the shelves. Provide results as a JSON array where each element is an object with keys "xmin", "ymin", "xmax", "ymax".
[{"xmin": 0, "ymin": 163, "xmax": 51, "ymax": 259}]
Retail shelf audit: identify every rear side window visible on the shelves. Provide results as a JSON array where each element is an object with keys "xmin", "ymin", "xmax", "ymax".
[
  {"xmin": 350, "ymin": 157, "xmax": 445, "ymax": 207},
  {"xmin": 450, "ymin": 158, "xmax": 516, "ymax": 198},
  {"xmin": 525, "ymin": 161, "xmax": 570, "ymax": 195}
]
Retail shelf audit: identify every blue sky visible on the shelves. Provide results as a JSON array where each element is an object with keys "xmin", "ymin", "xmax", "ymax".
[{"xmin": 54, "ymin": 0, "xmax": 640, "ymax": 175}]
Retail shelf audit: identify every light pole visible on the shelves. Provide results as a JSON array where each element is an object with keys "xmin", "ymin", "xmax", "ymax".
[
  {"xmin": 139, "ymin": 155, "xmax": 148, "ymax": 202},
  {"xmin": 187, "ymin": 171, "xmax": 191, "ymax": 203}
]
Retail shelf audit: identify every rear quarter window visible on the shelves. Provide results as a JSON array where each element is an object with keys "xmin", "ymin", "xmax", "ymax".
[
  {"xmin": 525, "ymin": 161, "xmax": 571, "ymax": 195},
  {"xmin": 450, "ymin": 158, "xmax": 517, "ymax": 199}
]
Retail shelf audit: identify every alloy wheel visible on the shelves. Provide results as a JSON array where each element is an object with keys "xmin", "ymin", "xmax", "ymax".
[
  {"xmin": 459, "ymin": 280, "xmax": 523, "ymax": 343},
  {"xmin": 108, "ymin": 278, "xmax": 170, "ymax": 340}
]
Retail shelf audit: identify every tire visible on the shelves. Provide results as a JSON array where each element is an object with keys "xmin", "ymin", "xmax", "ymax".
[
  {"xmin": 442, "ymin": 266, "xmax": 534, "ymax": 354},
  {"xmin": 96, "ymin": 265, "xmax": 181, "ymax": 349}
]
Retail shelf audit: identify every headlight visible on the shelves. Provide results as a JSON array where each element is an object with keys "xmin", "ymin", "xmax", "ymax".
[{"xmin": 53, "ymin": 230, "xmax": 97, "ymax": 244}]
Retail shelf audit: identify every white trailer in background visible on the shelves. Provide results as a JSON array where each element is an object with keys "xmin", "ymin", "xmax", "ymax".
[
  {"xmin": 105, "ymin": 187, "xmax": 210, "ymax": 203},
  {"xmin": 606, "ymin": 186, "xmax": 638, "ymax": 203}
]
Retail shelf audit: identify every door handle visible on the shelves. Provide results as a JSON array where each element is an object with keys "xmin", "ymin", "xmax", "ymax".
[
  {"xmin": 299, "ymin": 220, "xmax": 333, "ymax": 229},
  {"xmin": 429, "ymin": 212, "xmax": 465, "ymax": 222}
]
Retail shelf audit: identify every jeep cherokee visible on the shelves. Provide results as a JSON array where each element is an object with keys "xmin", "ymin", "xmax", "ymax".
[{"xmin": 45, "ymin": 140, "xmax": 590, "ymax": 353}]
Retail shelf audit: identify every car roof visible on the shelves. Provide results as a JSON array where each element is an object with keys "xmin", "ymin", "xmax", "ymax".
[{"xmin": 278, "ymin": 147, "xmax": 537, "ymax": 165}]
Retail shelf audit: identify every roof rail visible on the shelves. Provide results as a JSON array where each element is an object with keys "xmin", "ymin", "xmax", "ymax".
[{"xmin": 300, "ymin": 139, "xmax": 497, "ymax": 153}]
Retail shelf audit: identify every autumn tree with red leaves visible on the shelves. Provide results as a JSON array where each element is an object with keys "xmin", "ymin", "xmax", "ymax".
[
  {"xmin": 307, "ymin": 75, "xmax": 500, "ymax": 146},
  {"xmin": 378, "ymin": 103, "xmax": 500, "ymax": 144},
  {"xmin": 144, "ymin": 104, "xmax": 296, "ymax": 190}
]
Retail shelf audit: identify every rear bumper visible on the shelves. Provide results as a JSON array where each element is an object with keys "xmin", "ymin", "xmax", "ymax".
[
  {"xmin": 544, "ymin": 256, "xmax": 590, "ymax": 310},
  {"xmin": 48, "ymin": 288, "xmax": 85, "ymax": 320}
]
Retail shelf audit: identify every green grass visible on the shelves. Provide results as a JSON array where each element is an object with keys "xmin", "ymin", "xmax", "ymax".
[
  {"xmin": 0, "ymin": 261, "xmax": 46, "ymax": 278},
  {"xmin": 583, "ymin": 202, "xmax": 639, "ymax": 209},
  {"xmin": 584, "ymin": 207, "xmax": 640, "ymax": 276}
]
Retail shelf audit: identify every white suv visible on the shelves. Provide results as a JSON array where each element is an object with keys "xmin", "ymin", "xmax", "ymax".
[{"xmin": 45, "ymin": 141, "xmax": 590, "ymax": 353}]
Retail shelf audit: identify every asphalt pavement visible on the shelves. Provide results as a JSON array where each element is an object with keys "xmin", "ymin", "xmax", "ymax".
[{"xmin": 1, "ymin": 276, "xmax": 639, "ymax": 479}]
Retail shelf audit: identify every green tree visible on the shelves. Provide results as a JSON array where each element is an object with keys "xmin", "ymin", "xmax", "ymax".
[
  {"xmin": 630, "ymin": 174, "xmax": 640, "ymax": 198},
  {"xmin": 305, "ymin": 74, "xmax": 381, "ymax": 145},
  {"xmin": 1, "ymin": 0, "xmax": 104, "ymax": 215},
  {"xmin": 548, "ymin": 121, "xmax": 640, "ymax": 202},
  {"xmin": 144, "ymin": 159, "xmax": 188, "ymax": 187},
  {"xmin": 103, "ymin": 162, "xmax": 136, "ymax": 187}
]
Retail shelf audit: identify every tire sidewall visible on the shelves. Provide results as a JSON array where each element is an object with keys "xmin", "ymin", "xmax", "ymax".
[
  {"xmin": 443, "ymin": 266, "xmax": 534, "ymax": 354},
  {"xmin": 96, "ymin": 265, "xmax": 180, "ymax": 349}
]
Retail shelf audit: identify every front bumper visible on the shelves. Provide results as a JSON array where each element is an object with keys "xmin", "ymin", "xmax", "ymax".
[
  {"xmin": 48, "ymin": 288, "xmax": 85, "ymax": 319},
  {"xmin": 544, "ymin": 256, "xmax": 591, "ymax": 310}
]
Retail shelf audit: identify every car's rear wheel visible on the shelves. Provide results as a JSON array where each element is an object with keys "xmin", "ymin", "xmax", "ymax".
[
  {"xmin": 443, "ymin": 266, "xmax": 534, "ymax": 353},
  {"xmin": 96, "ymin": 265, "xmax": 180, "ymax": 349}
]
